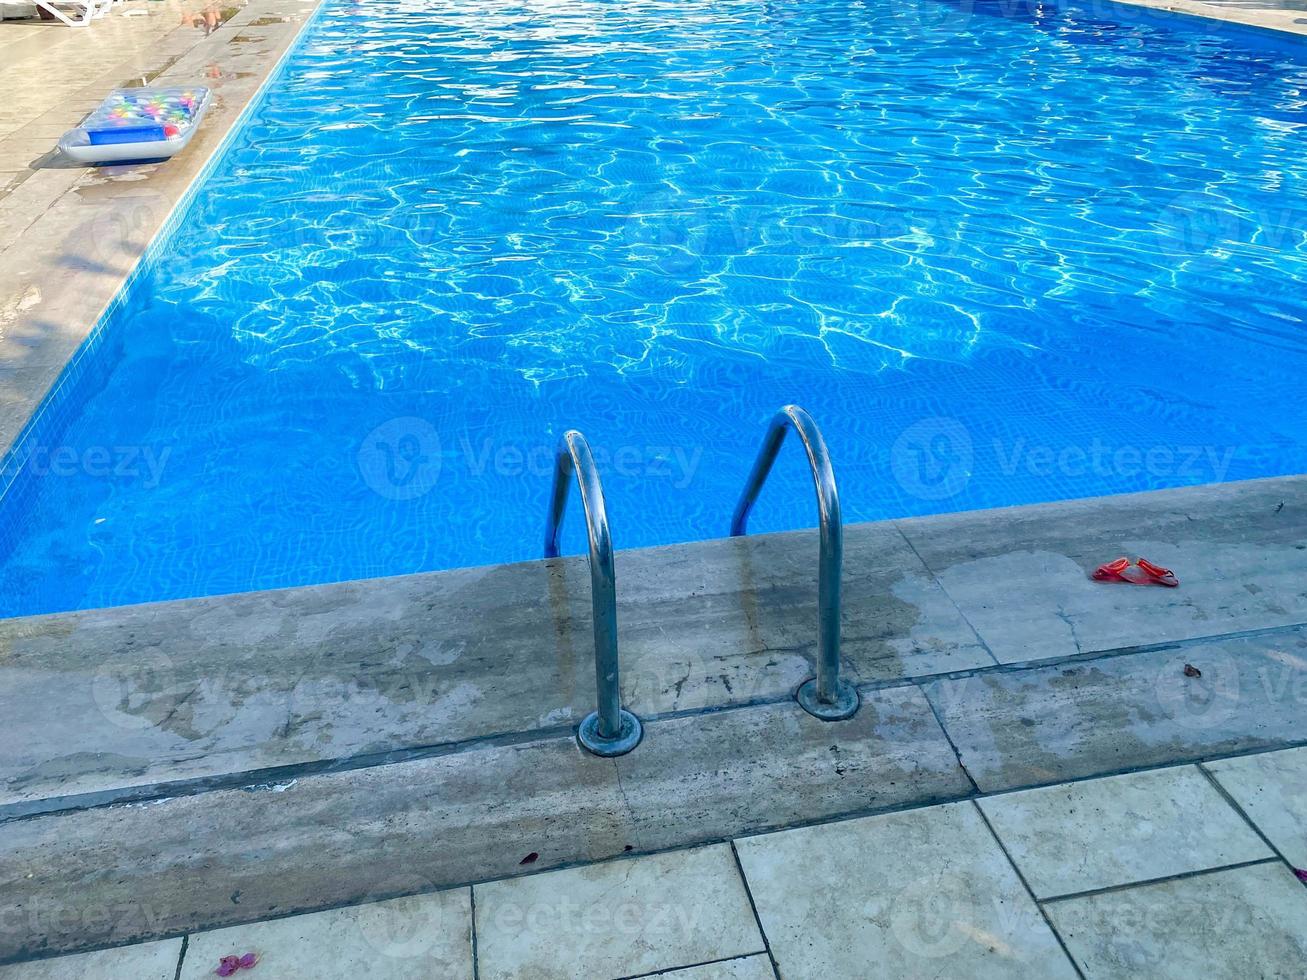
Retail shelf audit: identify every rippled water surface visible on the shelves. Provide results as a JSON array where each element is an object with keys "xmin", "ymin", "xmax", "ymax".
[{"xmin": 3, "ymin": 0, "xmax": 1307, "ymax": 617}]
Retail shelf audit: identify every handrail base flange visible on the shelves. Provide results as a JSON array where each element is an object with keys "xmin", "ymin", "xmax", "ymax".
[
  {"xmin": 796, "ymin": 677, "xmax": 860, "ymax": 721},
  {"xmin": 577, "ymin": 708, "xmax": 644, "ymax": 757}
]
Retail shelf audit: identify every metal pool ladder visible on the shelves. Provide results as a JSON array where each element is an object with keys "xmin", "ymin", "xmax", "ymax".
[
  {"xmin": 732, "ymin": 405, "xmax": 859, "ymax": 721},
  {"xmin": 545, "ymin": 430, "xmax": 644, "ymax": 757}
]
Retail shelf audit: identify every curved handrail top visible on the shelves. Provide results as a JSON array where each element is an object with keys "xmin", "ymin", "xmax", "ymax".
[
  {"xmin": 731, "ymin": 404, "xmax": 842, "ymax": 537},
  {"xmin": 545, "ymin": 430, "xmax": 613, "ymax": 566}
]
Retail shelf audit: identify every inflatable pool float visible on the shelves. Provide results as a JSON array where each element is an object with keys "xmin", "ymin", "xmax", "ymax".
[{"xmin": 58, "ymin": 87, "xmax": 212, "ymax": 165}]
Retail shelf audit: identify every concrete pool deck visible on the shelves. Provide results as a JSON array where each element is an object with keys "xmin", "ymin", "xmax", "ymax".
[
  {"xmin": 1113, "ymin": 0, "xmax": 1307, "ymax": 37},
  {"xmin": 1, "ymin": 475, "xmax": 1306, "ymax": 968}
]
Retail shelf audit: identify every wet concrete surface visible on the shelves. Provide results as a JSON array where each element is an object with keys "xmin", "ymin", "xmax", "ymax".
[{"xmin": 1, "ymin": 478, "xmax": 1305, "ymax": 960}]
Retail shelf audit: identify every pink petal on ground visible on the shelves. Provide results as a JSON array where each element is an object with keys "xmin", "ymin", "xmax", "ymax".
[
  {"xmin": 216, "ymin": 964, "xmax": 236, "ymax": 978},
  {"xmin": 237, "ymin": 952, "xmax": 258, "ymax": 969},
  {"xmin": 1294, "ymin": 868, "xmax": 1307, "ymax": 883}
]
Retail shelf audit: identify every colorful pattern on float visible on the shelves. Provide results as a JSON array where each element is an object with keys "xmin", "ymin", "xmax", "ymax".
[{"xmin": 86, "ymin": 88, "xmax": 208, "ymax": 141}]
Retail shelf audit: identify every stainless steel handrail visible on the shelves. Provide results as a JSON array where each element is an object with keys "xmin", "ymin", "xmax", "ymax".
[
  {"xmin": 731, "ymin": 405, "xmax": 859, "ymax": 721},
  {"xmin": 545, "ymin": 430, "xmax": 643, "ymax": 756}
]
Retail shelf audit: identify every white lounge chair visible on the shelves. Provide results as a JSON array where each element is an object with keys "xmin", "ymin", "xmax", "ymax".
[{"xmin": 34, "ymin": 0, "xmax": 114, "ymax": 26}]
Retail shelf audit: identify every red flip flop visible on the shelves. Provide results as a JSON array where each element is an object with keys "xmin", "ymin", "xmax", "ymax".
[
  {"xmin": 1092, "ymin": 557, "xmax": 1131, "ymax": 582},
  {"xmin": 1135, "ymin": 557, "xmax": 1179, "ymax": 587},
  {"xmin": 1091, "ymin": 556, "xmax": 1179, "ymax": 587}
]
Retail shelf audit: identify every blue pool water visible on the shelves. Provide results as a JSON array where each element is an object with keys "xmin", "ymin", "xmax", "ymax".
[{"xmin": 3, "ymin": 0, "xmax": 1307, "ymax": 618}]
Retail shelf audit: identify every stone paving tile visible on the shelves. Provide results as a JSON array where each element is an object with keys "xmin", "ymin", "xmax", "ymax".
[
  {"xmin": 647, "ymin": 955, "xmax": 775, "ymax": 979},
  {"xmin": 474, "ymin": 845, "xmax": 763, "ymax": 980},
  {"xmin": 1207, "ymin": 747, "xmax": 1307, "ymax": 868},
  {"xmin": 178, "ymin": 890, "xmax": 472, "ymax": 980},
  {"xmin": 1046, "ymin": 863, "xmax": 1307, "ymax": 979},
  {"xmin": 0, "ymin": 940, "xmax": 180, "ymax": 978},
  {"xmin": 613, "ymin": 690, "xmax": 972, "ymax": 852},
  {"xmin": 897, "ymin": 478, "xmax": 1307, "ymax": 663},
  {"xmin": 924, "ymin": 630, "xmax": 1307, "ymax": 792},
  {"xmin": 978, "ymin": 767, "xmax": 1271, "ymax": 897},
  {"xmin": 734, "ymin": 802, "xmax": 1076, "ymax": 979}
]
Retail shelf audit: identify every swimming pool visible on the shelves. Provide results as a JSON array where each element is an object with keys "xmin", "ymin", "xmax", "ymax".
[{"xmin": 2, "ymin": 0, "xmax": 1306, "ymax": 618}]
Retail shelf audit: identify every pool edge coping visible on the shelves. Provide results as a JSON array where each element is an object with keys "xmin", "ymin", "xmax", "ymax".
[{"xmin": 1102, "ymin": 0, "xmax": 1307, "ymax": 39}]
